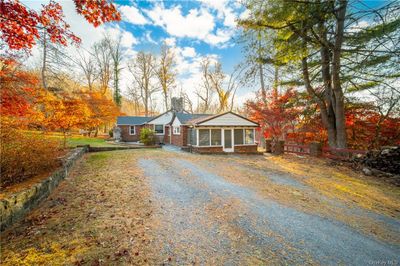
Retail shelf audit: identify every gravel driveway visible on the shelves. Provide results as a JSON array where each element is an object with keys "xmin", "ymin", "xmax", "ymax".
[
  {"xmin": 2, "ymin": 148, "xmax": 399, "ymax": 265},
  {"xmin": 139, "ymin": 148, "xmax": 400, "ymax": 265}
]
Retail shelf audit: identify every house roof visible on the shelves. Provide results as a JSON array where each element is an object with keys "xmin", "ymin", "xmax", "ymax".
[
  {"xmin": 187, "ymin": 111, "xmax": 259, "ymax": 126},
  {"xmin": 117, "ymin": 116, "xmax": 153, "ymax": 125},
  {"xmin": 175, "ymin": 112, "xmax": 210, "ymax": 124},
  {"xmin": 145, "ymin": 109, "xmax": 175, "ymax": 124}
]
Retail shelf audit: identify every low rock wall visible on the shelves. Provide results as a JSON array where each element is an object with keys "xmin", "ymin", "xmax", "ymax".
[{"xmin": 0, "ymin": 147, "xmax": 87, "ymax": 231}]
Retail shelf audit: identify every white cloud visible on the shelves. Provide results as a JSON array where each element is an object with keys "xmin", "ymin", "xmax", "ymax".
[
  {"xmin": 119, "ymin": 4, "xmax": 148, "ymax": 25},
  {"xmin": 146, "ymin": 5, "xmax": 215, "ymax": 40},
  {"xmin": 348, "ymin": 20, "xmax": 370, "ymax": 33},
  {"xmin": 145, "ymin": 3, "xmax": 237, "ymax": 46},
  {"xmin": 181, "ymin": 47, "xmax": 196, "ymax": 58},
  {"xmin": 164, "ymin": 37, "xmax": 176, "ymax": 46},
  {"xmin": 104, "ymin": 25, "xmax": 138, "ymax": 48},
  {"xmin": 223, "ymin": 9, "xmax": 238, "ymax": 28},
  {"xmin": 144, "ymin": 31, "xmax": 157, "ymax": 44},
  {"xmin": 205, "ymin": 29, "xmax": 234, "ymax": 46}
]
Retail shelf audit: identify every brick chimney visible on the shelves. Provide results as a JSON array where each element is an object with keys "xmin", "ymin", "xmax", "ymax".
[{"xmin": 171, "ymin": 97, "xmax": 184, "ymax": 112}]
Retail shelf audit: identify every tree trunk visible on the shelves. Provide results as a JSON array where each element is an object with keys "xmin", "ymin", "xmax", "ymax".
[
  {"xmin": 259, "ymin": 63, "xmax": 266, "ymax": 101},
  {"xmin": 320, "ymin": 39, "xmax": 337, "ymax": 147},
  {"xmin": 301, "ymin": 56, "xmax": 337, "ymax": 147},
  {"xmin": 41, "ymin": 31, "xmax": 48, "ymax": 90},
  {"xmin": 164, "ymin": 91, "xmax": 168, "ymax": 112},
  {"xmin": 273, "ymin": 65, "xmax": 279, "ymax": 96},
  {"xmin": 331, "ymin": 0, "xmax": 348, "ymax": 148}
]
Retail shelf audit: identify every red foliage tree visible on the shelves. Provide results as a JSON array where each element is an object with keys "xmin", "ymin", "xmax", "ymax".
[
  {"xmin": 246, "ymin": 88, "xmax": 300, "ymax": 141},
  {"xmin": 0, "ymin": 58, "xmax": 39, "ymax": 125},
  {"xmin": 0, "ymin": 0, "xmax": 120, "ymax": 51}
]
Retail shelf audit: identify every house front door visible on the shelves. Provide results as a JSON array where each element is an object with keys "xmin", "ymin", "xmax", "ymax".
[{"xmin": 223, "ymin": 129, "xmax": 234, "ymax": 152}]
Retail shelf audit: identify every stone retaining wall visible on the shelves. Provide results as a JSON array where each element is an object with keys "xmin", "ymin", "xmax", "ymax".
[{"xmin": 0, "ymin": 147, "xmax": 87, "ymax": 231}]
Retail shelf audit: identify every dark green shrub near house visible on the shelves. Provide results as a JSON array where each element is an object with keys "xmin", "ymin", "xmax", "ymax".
[{"xmin": 140, "ymin": 128, "xmax": 156, "ymax": 146}]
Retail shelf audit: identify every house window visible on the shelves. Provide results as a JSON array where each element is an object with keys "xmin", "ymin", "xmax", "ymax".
[
  {"xmin": 129, "ymin": 126, "xmax": 136, "ymax": 135},
  {"xmin": 190, "ymin": 128, "xmax": 197, "ymax": 146},
  {"xmin": 199, "ymin": 129, "xmax": 210, "ymax": 146},
  {"xmin": 234, "ymin": 129, "xmax": 244, "ymax": 144},
  {"xmin": 211, "ymin": 129, "xmax": 221, "ymax": 145},
  {"xmin": 245, "ymin": 129, "xmax": 254, "ymax": 144},
  {"xmin": 173, "ymin": 126, "xmax": 180, "ymax": 135},
  {"xmin": 154, "ymin": 124, "xmax": 164, "ymax": 135}
]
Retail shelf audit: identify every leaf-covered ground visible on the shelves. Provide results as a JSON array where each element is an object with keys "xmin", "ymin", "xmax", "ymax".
[{"xmin": 1, "ymin": 148, "xmax": 399, "ymax": 265}]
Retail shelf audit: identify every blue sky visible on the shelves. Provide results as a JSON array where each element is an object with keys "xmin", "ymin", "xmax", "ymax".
[
  {"xmin": 112, "ymin": 0, "xmax": 247, "ymax": 90},
  {"xmin": 23, "ymin": 0, "xmax": 387, "ymax": 112},
  {"xmin": 23, "ymin": 0, "xmax": 250, "ymax": 111}
]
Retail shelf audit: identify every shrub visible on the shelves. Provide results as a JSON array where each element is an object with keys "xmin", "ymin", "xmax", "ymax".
[
  {"xmin": 109, "ymin": 129, "xmax": 113, "ymax": 138},
  {"xmin": 140, "ymin": 128, "xmax": 156, "ymax": 146},
  {"xmin": 0, "ymin": 127, "xmax": 64, "ymax": 188}
]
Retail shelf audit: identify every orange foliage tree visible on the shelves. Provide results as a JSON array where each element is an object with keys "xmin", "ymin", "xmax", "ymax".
[
  {"xmin": 80, "ymin": 91, "xmax": 120, "ymax": 136},
  {"xmin": 34, "ymin": 90, "xmax": 91, "ymax": 147}
]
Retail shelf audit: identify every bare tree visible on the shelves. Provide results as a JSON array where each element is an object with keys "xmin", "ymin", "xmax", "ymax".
[
  {"xmin": 39, "ymin": 30, "xmax": 74, "ymax": 91},
  {"xmin": 200, "ymin": 59, "xmax": 240, "ymax": 113},
  {"xmin": 156, "ymin": 43, "xmax": 176, "ymax": 111},
  {"xmin": 128, "ymin": 51, "xmax": 158, "ymax": 116},
  {"xmin": 127, "ymin": 85, "xmax": 142, "ymax": 115},
  {"xmin": 195, "ymin": 57, "xmax": 215, "ymax": 113},
  {"xmin": 75, "ymin": 49, "xmax": 97, "ymax": 91},
  {"xmin": 93, "ymin": 37, "xmax": 112, "ymax": 95},
  {"xmin": 368, "ymin": 87, "xmax": 400, "ymax": 148}
]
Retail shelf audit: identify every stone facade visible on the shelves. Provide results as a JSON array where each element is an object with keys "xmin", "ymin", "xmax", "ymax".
[
  {"xmin": 191, "ymin": 146, "xmax": 224, "ymax": 154},
  {"xmin": 234, "ymin": 145, "xmax": 258, "ymax": 154},
  {"xmin": 0, "ymin": 147, "xmax": 87, "ymax": 231},
  {"xmin": 120, "ymin": 125, "xmax": 145, "ymax": 142},
  {"xmin": 171, "ymin": 126, "xmax": 189, "ymax": 147}
]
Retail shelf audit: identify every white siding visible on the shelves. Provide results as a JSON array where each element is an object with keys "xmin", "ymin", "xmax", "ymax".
[
  {"xmin": 172, "ymin": 116, "xmax": 182, "ymax": 127},
  {"xmin": 148, "ymin": 111, "xmax": 174, "ymax": 125},
  {"xmin": 199, "ymin": 113, "xmax": 257, "ymax": 126}
]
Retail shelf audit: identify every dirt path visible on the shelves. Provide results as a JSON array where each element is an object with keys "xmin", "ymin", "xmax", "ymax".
[{"xmin": 1, "ymin": 149, "xmax": 400, "ymax": 265}]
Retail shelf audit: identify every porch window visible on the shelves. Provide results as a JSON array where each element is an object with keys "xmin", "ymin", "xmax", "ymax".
[
  {"xmin": 199, "ymin": 129, "xmax": 210, "ymax": 146},
  {"xmin": 211, "ymin": 129, "xmax": 221, "ymax": 145},
  {"xmin": 234, "ymin": 129, "xmax": 244, "ymax": 144},
  {"xmin": 154, "ymin": 124, "xmax": 164, "ymax": 135},
  {"xmin": 129, "ymin": 126, "xmax": 136, "ymax": 135},
  {"xmin": 173, "ymin": 126, "xmax": 180, "ymax": 135},
  {"xmin": 245, "ymin": 129, "xmax": 254, "ymax": 144},
  {"xmin": 190, "ymin": 128, "xmax": 197, "ymax": 146}
]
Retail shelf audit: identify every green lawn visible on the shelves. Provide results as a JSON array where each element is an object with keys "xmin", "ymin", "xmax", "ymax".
[{"xmin": 66, "ymin": 136, "xmax": 113, "ymax": 148}]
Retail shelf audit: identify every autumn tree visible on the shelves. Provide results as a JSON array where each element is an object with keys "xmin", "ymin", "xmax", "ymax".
[
  {"xmin": 35, "ymin": 90, "xmax": 90, "ymax": 147},
  {"xmin": 0, "ymin": 0, "xmax": 120, "ymax": 51},
  {"xmin": 128, "ymin": 51, "xmax": 158, "ymax": 116},
  {"xmin": 79, "ymin": 91, "xmax": 120, "ymax": 136},
  {"xmin": 247, "ymin": 88, "xmax": 299, "ymax": 141},
  {"xmin": 0, "ymin": 58, "xmax": 38, "ymax": 127},
  {"xmin": 239, "ymin": 0, "xmax": 400, "ymax": 148},
  {"xmin": 156, "ymin": 43, "xmax": 176, "ymax": 111}
]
